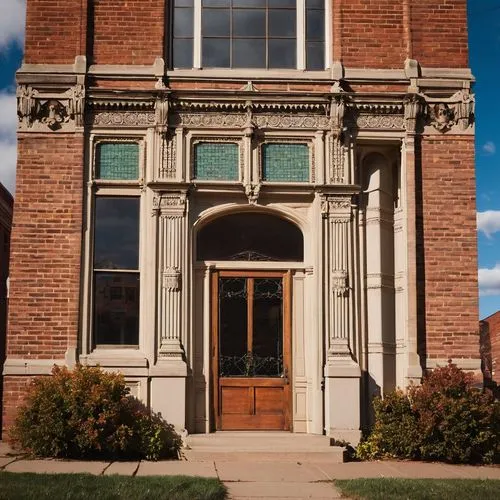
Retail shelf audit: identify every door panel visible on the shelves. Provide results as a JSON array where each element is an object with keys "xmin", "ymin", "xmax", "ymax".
[{"xmin": 212, "ymin": 270, "xmax": 291, "ymax": 431}]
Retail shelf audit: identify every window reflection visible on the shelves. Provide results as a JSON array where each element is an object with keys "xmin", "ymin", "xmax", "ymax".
[{"xmin": 94, "ymin": 197, "xmax": 139, "ymax": 270}]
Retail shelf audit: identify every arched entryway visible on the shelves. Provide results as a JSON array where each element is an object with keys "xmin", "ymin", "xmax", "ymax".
[{"xmin": 196, "ymin": 211, "xmax": 304, "ymax": 431}]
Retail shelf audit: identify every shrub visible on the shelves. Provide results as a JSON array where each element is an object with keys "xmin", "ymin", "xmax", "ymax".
[
  {"xmin": 10, "ymin": 365, "xmax": 182, "ymax": 460},
  {"xmin": 357, "ymin": 362, "xmax": 500, "ymax": 464}
]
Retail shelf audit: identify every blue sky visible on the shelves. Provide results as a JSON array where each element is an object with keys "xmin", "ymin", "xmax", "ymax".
[{"xmin": 0, "ymin": 0, "xmax": 499, "ymax": 319}]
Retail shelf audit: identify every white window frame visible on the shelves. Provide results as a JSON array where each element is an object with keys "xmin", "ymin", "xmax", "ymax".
[
  {"xmin": 82, "ymin": 134, "xmax": 146, "ymax": 356},
  {"xmin": 176, "ymin": 0, "xmax": 330, "ymax": 71}
]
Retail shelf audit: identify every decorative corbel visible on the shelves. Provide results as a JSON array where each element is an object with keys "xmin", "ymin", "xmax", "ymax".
[
  {"xmin": 245, "ymin": 183, "xmax": 261, "ymax": 205},
  {"xmin": 155, "ymin": 95, "xmax": 169, "ymax": 132},
  {"xmin": 67, "ymin": 83, "xmax": 85, "ymax": 128},
  {"xmin": 403, "ymin": 94, "xmax": 424, "ymax": 134},
  {"xmin": 16, "ymin": 85, "xmax": 36, "ymax": 128},
  {"xmin": 453, "ymin": 90, "xmax": 475, "ymax": 131}
]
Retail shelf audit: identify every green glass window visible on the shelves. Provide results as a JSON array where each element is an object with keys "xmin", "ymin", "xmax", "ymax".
[
  {"xmin": 262, "ymin": 143, "xmax": 309, "ymax": 182},
  {"xmin": 194, "ymin": 142, "xmax": 239, "ymax": 180},
  {"xmin": 96, "ymin": 143, "xmax": 139, "ymax": 180}
]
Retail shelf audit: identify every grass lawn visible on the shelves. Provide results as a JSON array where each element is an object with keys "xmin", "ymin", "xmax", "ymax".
[
  {"xmin": 0, "ymin": 472, "xmax": 227, "ymax": 500},
  {"xmin": 335, "ymin": 478, "xmax": 500, "ymax": 500}
]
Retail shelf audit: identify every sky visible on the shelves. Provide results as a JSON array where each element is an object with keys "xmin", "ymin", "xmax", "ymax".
[{"xmin": 0, "ymin": 0, "xmax": 499, "ymax": 319}]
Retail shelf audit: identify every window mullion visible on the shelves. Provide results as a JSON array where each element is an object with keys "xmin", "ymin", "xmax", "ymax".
[
  {"xmin": 193, "ymin": 0, "xmax": 202, "ymax": 68},
  {"xmin": 324, "ymin": 0, "xmax": 331, "ymax": 69},
  {"xmin": 297, "ymin": 0, "xmax": 306, "ymax": 70}
]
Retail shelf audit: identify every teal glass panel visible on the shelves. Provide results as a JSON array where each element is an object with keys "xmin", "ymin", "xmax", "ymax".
[
  {"xmin": 194, "ymin": 142, "xmax": 239, "ymax": 180},
  {"xmin": 96, "ymin": 143, "xmax": 139, "ymax": 180},
  {"xmin": 262, "ymin": 143, "xmax": 309, "ymax": 182}
]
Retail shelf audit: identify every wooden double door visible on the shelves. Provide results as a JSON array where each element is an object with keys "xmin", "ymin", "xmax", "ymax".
[{"xmin": 212, "ymin": 270, "xmax": 292, "ymax": 431}]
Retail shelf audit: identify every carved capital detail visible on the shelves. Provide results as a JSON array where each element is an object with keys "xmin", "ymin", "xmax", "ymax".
[
  {"xmin": 159, "ymin": 192, "xmax": 187, "ymax": 217},
  {"xmin": 331, "ymin": 269, "xmax": 349, "ymax": 297},
  {"xmin": 321, "ymin": 195, "xmax": 352, "ymax": 221},
  {"xmin": 162, "ymin": 267, "xmax": 181, "ymax": 292},
  {"xmin": 403, "ymin": 94, "xmax": 425, "ymax": 134}
]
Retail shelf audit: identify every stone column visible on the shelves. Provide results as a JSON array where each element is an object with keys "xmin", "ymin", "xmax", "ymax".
[
  {"xmin": 150, "ymin": 191, "xmax": 188, "ymax": 430},
  {"xmin": 321, "ymin": 194, "xmax": 361, "ymax": 444},
  {"xmin": 403, "ymin": 95, "xmax": 424, "ymax": 384}
]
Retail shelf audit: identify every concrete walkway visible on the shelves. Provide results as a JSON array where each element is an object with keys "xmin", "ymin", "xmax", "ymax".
[{"xmin": 1, "ymin": 442, "xmax": 500, "ymax": 499}]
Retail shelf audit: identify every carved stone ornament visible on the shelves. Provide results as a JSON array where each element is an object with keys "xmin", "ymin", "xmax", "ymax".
[
  {"xmin": 331, "ymin": 269, "xmax": 349, "ymax": 297},
  {"xmin": 90, "ymin": 111, "xmax": 156, "ymax": 127},
  {"xmin": 245, "ymin": 183, "xmax": 261, "ymax": 205},
  {"xmin": 17, "ymin": 84, "xmax": 85, "ymax": 132},
  {"xmin": 254, "ymin": 113, "xmax": 329, "ymax": 130},
  {"xmin": 155, "ymin": 96, "xmax": 169, "ymax": 130},
  {"xmin": 330, "ymin": 94, "xmax": 346, "ymax": 132},
  {"xmin": 162, "ymin": 267, "xmax": 181, "ymax": 292},
  {"xmin": 357, "ymin": 114, "xmax": 405, "ymax": 130},
  {"xmin": 321, "ymin": 196, "xmax": 352, "ymax": 221},
  {"xmin": 160, "ymin": 133, "xmax": 177, "ymax": 179},
  {"xmin": 429, "ymin": 103, "xmax": 455, "ymax": 132},
  {"xmin": 38, "ymin": 99, "xmax": 69, "ymax": 130},
  {"xmin": 403, "ymin": 94, "xmax": 424, "ymax": 134},
  {"xmin": 171, "ymin": 112, "xmax": 247, "ymax": 128},
  {"xmin": 329, "ymin": 135, "xmax": 346, "ymax": 184},
  {"xmin": 425, "ymin": 91, "xmax": 475, "ymax": 133}
]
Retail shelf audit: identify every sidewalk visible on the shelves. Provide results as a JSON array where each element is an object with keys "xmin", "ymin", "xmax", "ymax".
[{"xmin": 1, "ymin": 448, "xmax": 500, "ymax": 500}]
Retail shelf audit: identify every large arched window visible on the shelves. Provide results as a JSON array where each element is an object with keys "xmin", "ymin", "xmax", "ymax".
[
  {"xmin": 172, "ymin": 0, "xmax": 326, "ymax": 70},
  {"xmin": 197, "ymin": 212, "xmax": 303, "ymax": 261}
]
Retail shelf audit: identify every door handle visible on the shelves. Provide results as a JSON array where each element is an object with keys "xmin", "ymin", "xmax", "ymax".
[{"xmin": 283, "ymin": 367, "xmax": 289, "ymax": 385}]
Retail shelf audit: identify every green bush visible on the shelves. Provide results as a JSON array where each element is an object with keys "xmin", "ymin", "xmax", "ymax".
[
  {"xmin": 357, "ymin": 362, "xmax": 500, "ymax": 464},
  {"xmin": 10, "ymin": 365, "xmax": 182, "ymax": 460}
]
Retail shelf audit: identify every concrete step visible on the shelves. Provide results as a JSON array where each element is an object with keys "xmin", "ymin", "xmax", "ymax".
[{"xmin": 182, "ymin": 432, "xmax": 347, "ymax": 463}]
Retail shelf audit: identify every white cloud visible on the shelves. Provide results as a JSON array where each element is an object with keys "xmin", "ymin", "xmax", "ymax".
[
  {"xmin": 477, "ymin": 210, "xmax": 500, "ymax": 238},
  {"xmin": 0, "ymin": 138, "xmax": 16, "ymax": 195},
  {"xmin": 482, "ymin": 141, "xmax": 496, "ymax": 156},
  {"xmin": 0, "ymin": 92, "xmax": 17, "ymax": 195},
  {"xmin": 479, "ymin": 264, "xmax": 500, "ymax": 297},
  {"xmin": 0, "ymin": 0, "xmax": 25, "ymax": 49},
  {"xmin": 0, "ymin": 92, "xmax": 17, "ymax": 138}
]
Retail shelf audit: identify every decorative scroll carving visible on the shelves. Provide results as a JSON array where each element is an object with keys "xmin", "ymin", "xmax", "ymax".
[
  {"xmin": 254, "ymin": 113, "xmax": 330, "ymax": 130},
  {"xmin": 152, "ymin": 195, "xmax": 161, "ymax": 217},
  {"xmin": 171, "ymin": 112, "xmax": 329, "ymax": 130},
  {"xmin": 171, "ymin": 112, "xmax": 247, "ymax": 128},
  {"xmin": 17, "ymin": 84, "xmax": 85, "ymax": 132},
  {"xmin": 357, "ymin": 114, "xmax": 405, "ymax": 130},
  {"xmin": 331, "ymin": 269, "xmax": 349, "ymax": 297},
  {"xmin": 90, "ymin": 111, "xmax": 156, "ymax": 127},
  {"xmin": 160, "ymin": 133, "xmax": 177, "ymax": 179},
  {"xmin": 162, "ymin": 267, "xmax": 181, "ymax": 291}
]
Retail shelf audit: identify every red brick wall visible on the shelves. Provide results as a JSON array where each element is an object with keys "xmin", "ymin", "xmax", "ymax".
[
  {"xmin": 339, "ymin": 0, "xmax": 406, "ymax": 69},
  {"xmin": 2, "ymin": 376, "xmax": 34, "ymax": 435},
  {"xmin": 410, "ymin": 0, "xmax": 469, "ymax": 68},
  {"xmin": 91, "ymin": 0, "xmax": 165, "ymax": 65},
  {"xmin": 418, "ymin": 136, "xmax": 478, "ymax": 361},
  {"xmin": 6, "ymin": 135, "xmax": 84, "ymax": 360},
  {"xmin": 25, "ymin": 0, "xmax": 87, "ymax": 64}
]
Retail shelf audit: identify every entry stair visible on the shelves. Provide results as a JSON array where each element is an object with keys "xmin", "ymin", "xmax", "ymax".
[{"xmin": 182, "ymin": 432, "xmax": 346, "ymax": 463}]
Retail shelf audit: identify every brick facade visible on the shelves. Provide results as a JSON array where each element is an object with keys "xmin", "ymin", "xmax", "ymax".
[{"xmin": 3, "ymin": 0, "xmax": 478, "ymax": 437}]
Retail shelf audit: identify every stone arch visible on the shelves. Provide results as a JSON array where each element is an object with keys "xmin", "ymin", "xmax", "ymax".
[{"xmin": 195, "ymin": 207, "xmax": 304, "ymax": 262}]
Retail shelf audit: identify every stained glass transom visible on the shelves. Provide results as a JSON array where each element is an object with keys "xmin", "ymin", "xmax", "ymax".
[
  {"xmin": 194, "ymin": 142, "xmax": 239, "ymax": 180},
  {"xmin": 96, "ymin": 143, "xmax": 139, "ymax": 180},
  {"xmin": 262, "ymin": 143, "xmax": 309, "ymax": 182}
]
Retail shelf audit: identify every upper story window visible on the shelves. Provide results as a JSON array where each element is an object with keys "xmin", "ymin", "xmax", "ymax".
[{"xmin": 172, "ymin": 0, "xmax": 325, "ymax": 70}]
